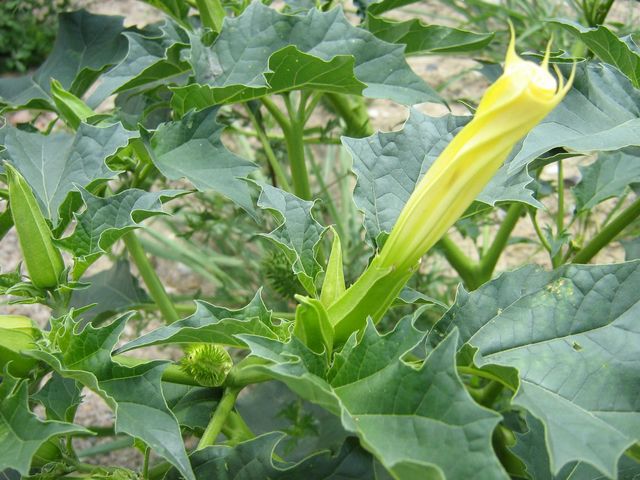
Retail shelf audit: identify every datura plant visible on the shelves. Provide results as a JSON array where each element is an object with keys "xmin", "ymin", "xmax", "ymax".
[{"xmin": 1, "ymin": 1, "xmax": 639, "ymax": 480}]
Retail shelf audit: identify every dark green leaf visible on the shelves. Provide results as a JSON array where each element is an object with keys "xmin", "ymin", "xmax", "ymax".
[
  {"xmin": 27, "ymin": 315, "xmax": 195, "ymax": 480},
  {"xmin": 366, "ymin": 13, "xmax": 494, "ymax": 54},
  {"xmin": 175, "ymin": 2, "xmax": 438, "ymax": 107},
  {"xmin": 573, "ymin": 148, "xmax": 640, "ymax": 212},
  {"xmin": 146, "ymin": 107, "xmax": 257, "ymax": 215},
  {"xmin": 0, "ymin": 122, "xmax": 138, "ymax": 226},
  {"xmin": 172, "ymin": 45, "xmax": 366, "ymax": 112},
  {"xmin": 33, "ymin": 373, "xmax": 83, "ymax": 423},
  {"xmin": 69, "ymin": 260, "xmax": 149, "ymax": 324},
  {"xmin": 59, "ymin": 188, "xmax": 184, "ymax": 275},
  {"xmin": 550, "ymin": 20, "xmax": 640, "ymax": 88},
  {"xmin": 0, "ymin": 373, "xmax": 87, "ymax": 475},
  {"xmin": 115, "ymin": 291, "xmax": 282, "ymax": 353},
  {"xmin": 87, "ymin": 21, "xmax": 190, "ymax": 108},
  {"xmin": 257, "ymin": 185, "xmax": 326, "ymax": 296},
  {"xmin": 163, "ymin": 383, "xmax": 218, "ymax": 431},
  {"xmin": 430, "ymin": 262, "xmax": 640, "ymax": 478},
  {"xmin": 621, "ymin": 237, "xmax": 640, "ymax": 261},
  {"xmin": 0, "ymin": 11, "xmax": 127, "ymax": 110},
  {"xmin": 164, "ymin": 433, "xmax": 375, "ymax": 480},
  {"xmin": 240, "ymin": 320, "xmax": 507, "ymax": 478}
]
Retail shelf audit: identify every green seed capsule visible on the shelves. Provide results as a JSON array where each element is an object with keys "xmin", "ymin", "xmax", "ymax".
[{"xmin": 5, "ymin": 164, "xmax": 65, "ymax": 289}]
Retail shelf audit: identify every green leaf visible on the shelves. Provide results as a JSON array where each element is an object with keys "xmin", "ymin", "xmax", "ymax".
[
  {"xmin": 293, "ymin": 296, "xmax": 333, "ymax": 355},
  {"xmin": 240, "ymin": 320, "xmax": 507, "ymax": 479},
  {"xmin": 33, "ymin": 373, "xmax": 83, "ymax": 423},
  {"xmin": 621, "ymin": 237, "xmax": 640, "ymax": 261},
  {"xmin": 115, "ymin": 291, "xmax": 281, "ymax": 353},
  {"xmin": 69, "ymin": 260, "xmax": 149, "ymax": 324},
  {"xmin": 175, "ymin": 2, "xmax": 438, "ymax": 107},
  {"xmin": 27, "ymin": 315, "xmax": 195, "ymax": 480},
  {"xmin": 59, "ymin": 188, "xmax": 184, "ymax": 276},
  {"xmin": 573, "ymin": 148, "xmax": 640, "ymax": 212},
  {"xmin": 164, "ymin": 433, "xmax": 375, "ymax": 479},
  {"xmin": 163, "ymin": 383, "xmax": 218, "ymax": 431},
  {"xmin": 0, "ymin": 373, "xmax": 88, "ymax": 475},
  {"xmin": 366, "ymin": 0, "xmax": 418, "ymax": 16},
  {"xmin": 145, "ymin": 106, "xmax": 257, "ymax": 215},
  {"xmin": 257, "ymin": 184, "xmax": 327, "ymax": 296},
  {"xmin": 550, "ymin": 20, "xmax": 640, "ymax": 88},
  {"xmin": 140, "ymin": 0, "xmax": 191, "ymax": 28},
  {"xmin": 0, "ymin": 122, "xmax": 138, "ymax": 226},
  {"xmin": 50, "ymin": 79, "xmax": 96, "ymax": 129},
  {"xmin": 345, "ymin": 109, "xmax": 537, "ymax": 246},
  {"xmin": 87, "ymin": 21, "xmax": 190, "ymax": 108},
  {"xmin": 365, "ymin": 13, "xmax": 494, "ymax": 54},
  {"xmin": 172, "ymin": 44, "xmax": 367, "ymax": 112},
  {"xmin": 0, "ymin": 11, "xmax": 128, "ymax": 110},
  {"xmin": 429, "ymin": 262, "xmax": 640, "ymax": 478}
]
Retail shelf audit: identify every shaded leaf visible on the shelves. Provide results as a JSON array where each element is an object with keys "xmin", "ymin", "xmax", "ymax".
[
  {"xmin": 0, "ymin": 11, "xmax": 127, "ymax": 110},
  {"xmin": 59, "ymin": 188, "xmax": 184, "ymax": 275},
  {"xmin": 573, "ymin": 148, "xmax": 640, "ymax": 212},
  {"xmin": 163, "ymin": 383, "xmax": 218, "ymax": 431},
  {"xmin": 175, "ymin": 2, "xmax": 438, "ymax": 107},
  {"xmin": 0, "ymin": 373, "xmax": 87, "ymax": 475},
  {"xmin": 551, "ymin": 20, "xmax": 640, "ymax": 88},
  {"xmin": 115, "ymin": 291, "xmax": 281, "ymax": 353},
  {"xmin": 240, "ymin": 320, "xmax": 507, "ymax": 478},
  {"xmin": 366, "ymin": 13, "xmax": 494, "ymax": 54},
  {"xmin": 87, "ymin": 21, "xmax": 190, "ymax": 108},
  {"xmin": 429, "ymin": 262, "xmax": 640, "ymax": 478},
  {"xmin": 257, "ymin": 184, "xmax": 326, "ymax": 296},
  {"xmin": 621, "ymin": 237, "xmax": 640, "ymax": 261},
  {"xmin": 69, "ymin": 260, "xmax": 149, "ymax": 323},
  {"xmin": 28, "ymin": 315, "xmax": 195, "ymax": 480},
  {"xmin": 145, "ymin": 107, "xmax": 257, "ymax": 215},
  {"xmin": 164, "ymin": 433, "xmax": 375, "ymax": 480},
  {"xmin": 33, "ymin": 373, "xmax": 83, "ymax": 423},
  {"xmin": 0, "ymin": 123, "xmax": 138, "ymax": 226}
]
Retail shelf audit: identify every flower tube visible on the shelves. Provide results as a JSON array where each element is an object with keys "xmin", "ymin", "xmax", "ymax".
[{"xmin": 328, "ymin": 33, "xmax": 574, "ymax": 343}]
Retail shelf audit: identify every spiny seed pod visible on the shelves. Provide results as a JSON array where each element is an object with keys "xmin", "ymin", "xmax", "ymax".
[
  {"xmin": 0, "ymin": 315, "xmax": 40, "ymax": 377},
  {"xmin": 180, "ymin": 344, "xmax": 233, "ymax": 387},
  {"xmin": 262, "ymin": 249, "xmax": 304, "ymax": 300},
  {"xmin": 5, "ymin": 164, "xmax": 65, "ymax": 289}
]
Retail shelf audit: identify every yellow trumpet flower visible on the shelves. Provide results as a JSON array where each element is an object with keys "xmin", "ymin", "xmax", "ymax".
[
  {"xmin": 377, "ymin": 34, "xmax": 574, "ymax": 273},
  {"xmin": 327, "ymin": 33, "xmax": 574, "ymax": 344}
]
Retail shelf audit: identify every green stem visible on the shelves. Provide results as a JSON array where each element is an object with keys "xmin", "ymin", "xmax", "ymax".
[
  {"xmin": 529, "ymin": 208, "xmax": 553, "ymax": 254},
  {"xmin": 142, "ymin": 448, "xmax": 150, "ymax": 479},
  {"xmin": 222, "ymin": 411, "xmax": 255, "ymax": 444},
  {"xmin": 225, "ymin": 357, "xmax": 271, "ymax": 387},
  {"xmin": 477, "ymin": 203, "xmax": 524, "ymax": 282},
  {"xmin": 437, "ymin": 235, "xmax": 481, "ymax": 289},
  {"xmin": 325, "ymin": 93, "xmax": 373, "ymax": 137},
  {"xmin": 244, "ymin": 105, "xmax": 292, "ymax": 191},
  {"xmin": 260, "ymin": 97, "xmax": 290, "ymax": 132},
  {"xmin": 572, "ymin": 195, "xmax": 640, "ymax": 264},
  {"xmin": 113, "ymin": 355, "xmax": 201, "ymax": 386},
  {"xmin": 197, "ymin": 387, "xmax": 241, "ymax": 450},
  {"xmin": 552, "ymin": 160, "xmax": 565, "ymax": 267},
  {"xmin": 196, "ymin": 0, "xmax": 225, "ymax": 32},
  {"xmin": 123, "ymin": 231, "xmax": 180, "ymax": 324},
  {"xmin": 76, "ymin": 437, "xmax": 134, "ymax": 458}
]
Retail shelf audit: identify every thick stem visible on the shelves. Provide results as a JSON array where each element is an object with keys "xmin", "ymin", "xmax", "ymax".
[
  {"xmin": 325, "ymin": 93, "xmax": 373, "ymax": 137},
  {"xmin": 123, "ymin": 231, "xmax": 180, "ymax": 324},
  {"xmin": 477, "ymin": 203, "xmax": 524, "ymax": 282},
  {"xmin": 437, "ymin": 235, "xmax": 481, "ymax": 289},
  {"xmin": 197, "ymin": 387, "xmax": 241, "ymax": 450},
  {"xmin": 572, "ymin": 195, "xmax": 640, "ymax": 264},
  {"xmin": 113, "ymin": 355, "xmax": 201, "ymax": 386}
]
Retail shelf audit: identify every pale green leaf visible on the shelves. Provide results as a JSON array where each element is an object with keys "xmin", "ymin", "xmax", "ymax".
[
  {"xmin": 0, "ymin": 123, "xmax": 138, "ymax": 226},
  {"xmin": 145, "ymin": 106, "xmax": 257, "ymax": 215}
]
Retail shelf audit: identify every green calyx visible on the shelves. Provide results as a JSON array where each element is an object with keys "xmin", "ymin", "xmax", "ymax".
[
  {"xmin": 0, "ymin": 315, "xmax": 41, "ymax": 377},
  {"xmin": 5, "ymin": 163, "xmax": 65, "ymax": 289}
]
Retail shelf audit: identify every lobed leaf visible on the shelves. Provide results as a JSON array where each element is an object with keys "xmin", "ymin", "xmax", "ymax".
[
  {"xmin": 0, "ymin": 11, "xmax": 127, "ymax": 111},
  {"xmin": 429, "ymin": 262, "xmax": 640, "ymax": 478},
  {"xmin": 0, "ymin": 122, "xmax": 138, "ymax": 226}
]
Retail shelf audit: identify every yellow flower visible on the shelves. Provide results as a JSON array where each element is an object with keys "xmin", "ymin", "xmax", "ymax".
[
  {"xmin": 327, "ymin": 33, "xmax": 574, "ymax": 344},
  {"xmin": 377, "ymin": 33, "xmax": 574, "ymax": 273}
]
